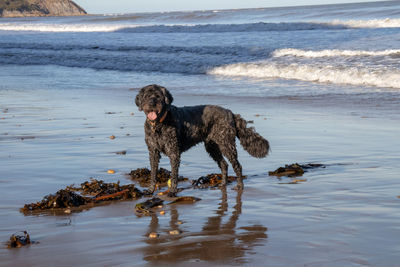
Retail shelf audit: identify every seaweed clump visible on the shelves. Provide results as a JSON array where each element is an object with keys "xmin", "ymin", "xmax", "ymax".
[
  {"xmin": 22, "ymin": 189, "xmax": 89, "ymax": 212},
  {"xmin": 70, "ymin": 178, "xmax": 142, "ymax": 200},
  {"xmin": 7, "ymin": 231, "xmax": 31, "ymax": 248},
  {"xmin": 134, "ymin": 196, "xmax": 201, "ymax": 216},
  {"xmin": 192, "ymin": 173, "xmax": 237, "ymax": 188},
  {"xmin": 21, "ymin": 178, "xmax": 142, "ymax": 213},
  {"xmin": 269, "ymin": 163, "xmax": 325, "ymax": 177},
  {"xmin": 135, "ymin": 197, "xmax": 164, "ymax": 216}
]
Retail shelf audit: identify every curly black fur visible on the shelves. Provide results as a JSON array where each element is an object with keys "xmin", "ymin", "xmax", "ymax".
[{"xmin": 135, "ymin": 84, "xmax": 269, "ymax": 196}]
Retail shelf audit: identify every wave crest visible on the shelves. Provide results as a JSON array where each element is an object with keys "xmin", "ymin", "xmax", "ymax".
[
  {"xmin": 0, "ymin": 23, "xmax": 129, "ymax": 32},
  {"xmin": 0, "ymin": 21, "xmax": 346, "ymax": 33},
  {"xmin": 1, "ymin": 18, "xmax": 399, "ymax": 33},
  {"xmin": 208, "ymin": 62, "xmax": 400, "ymax": 89},
  {"xmin": 331, "ymin": 18, "xmax": 400, "ymax": 28},
  {"xmin": 273, "ymin": 48, "xmax": 400, "ymax": 58}
]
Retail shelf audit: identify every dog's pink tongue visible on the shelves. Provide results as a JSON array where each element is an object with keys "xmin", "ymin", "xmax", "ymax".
[{"xmin": 147, "ymin": 111, "xmax": 157, "ymax": 121}]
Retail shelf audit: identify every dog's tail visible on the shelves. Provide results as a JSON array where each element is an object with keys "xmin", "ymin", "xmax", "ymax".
[{"xmin": 234, "ymin": 114, "xmax": 269, "ymax": 158}]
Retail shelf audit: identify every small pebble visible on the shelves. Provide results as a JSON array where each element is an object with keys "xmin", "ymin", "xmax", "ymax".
[
  {"xmin": 169, "ymin": 230, "xmax": 180, "ymax": 235},
  {"xmin": 148, "ymin": 232, "xmax": 159, "ymax": 239},
  {"xmin": 64, "ymin": 208, "xmax": 71, "ymax": 214},
  {"xmin": 107, "ymin": 169, "xmax": 116, "ymax": 174},
  {"xmin": 159, "ymin": 210, "xmax": 165, "ymax": 215},
  {"xmin": 177, "ymin": 221, "xmax": 183, "ymax": 225},
  {"xmin": 109, "ymin": 135, "xmax": 116, "ymax": 140}
]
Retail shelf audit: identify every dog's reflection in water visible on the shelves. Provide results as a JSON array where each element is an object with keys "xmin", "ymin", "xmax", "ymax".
[{"xmin": 141, "ymin": 188, "xmax": 268, "ymax": 264}]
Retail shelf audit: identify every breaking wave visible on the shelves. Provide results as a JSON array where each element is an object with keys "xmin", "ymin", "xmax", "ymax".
[
  {"xmin": 1, "ymin": 18, "xmax": 400, "ymax": 33},
  {"xmin": 208, "ymin": 61, "xmax": 400, "ymax": 89},
  {"xmin": 332, "ymin": 18, "xmax": 400, "ymax": 28},
  {"xmin": 273, "ymin": 48, "xmax": 400, "ymax": 58},
  {"xmin": 0, "ymin": 23, "xmax": 130, "ymax": 32},
  {"xmin": 0, "ymin": 22, "xmax": 347, "ymax": 33},
  {"xmin": 209, "ymin": 47, "xmax": 400, "ymax": 89}
]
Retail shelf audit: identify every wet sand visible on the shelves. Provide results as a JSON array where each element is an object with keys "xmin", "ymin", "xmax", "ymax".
[{"xmin": 1, "ymin": 87, "xmax": 400, "ymax": 266}]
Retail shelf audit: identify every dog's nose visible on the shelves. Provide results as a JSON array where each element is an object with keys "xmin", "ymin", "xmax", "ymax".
[{"xmin": 150, "ymin": 98, "xmax": 157, "ymax": 106}]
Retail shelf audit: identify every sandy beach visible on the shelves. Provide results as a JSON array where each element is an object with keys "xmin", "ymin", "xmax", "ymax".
[
  {"xmin": 1, "ymin": 77, "xmax": 399, "ymax": 266},
  {"xmin": 2, "ymin": 2, "xmax": 400, "ymax": 264}
]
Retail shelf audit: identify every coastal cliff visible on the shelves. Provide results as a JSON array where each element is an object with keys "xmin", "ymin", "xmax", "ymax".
[{"xmin": 0, "ymin": 0, "xmax": 87, "ymax": 17}]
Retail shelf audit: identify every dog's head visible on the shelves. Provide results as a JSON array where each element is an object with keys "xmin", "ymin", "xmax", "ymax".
[{"xmin": 135, "ymin": 84, "xmax": 173, "ymax": 122}]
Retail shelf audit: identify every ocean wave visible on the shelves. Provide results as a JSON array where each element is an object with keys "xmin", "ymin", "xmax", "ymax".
[
  {"xmin": 0, "ymin": 43, "xmax": 269, "ymax": 74},
  {"xmin": 208, "ymin": 62, "xmax": 400, "ymax": 89},
  {"xmin": 115, "ymin": 22, "xmax": 347, "ymax": 33},
  {"xmin": 331, "ymin": 18, "xmax": 400, "ymax": 28},
  {"xmin": 273, "ymin": 48, "xmax": 400, "ymax": 58},
  {"xmin": 1, "ymin": 18, "xmax": 399, "ymax": 33},
  {"xmin": 0, "ymin": 23, "xmax": 130, "ymax": 32},
  {"xmin": 0, "ymin": 42, "xmax": 270, "ymax": 59},
  {"xmin": 0, "ymin": 21, "xmax": 347, "ymax": 33}
]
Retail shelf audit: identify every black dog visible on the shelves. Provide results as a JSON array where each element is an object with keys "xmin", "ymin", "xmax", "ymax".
[{"xmin": 135, "ymin": 84, "xmax": 269, "ymax": 196}]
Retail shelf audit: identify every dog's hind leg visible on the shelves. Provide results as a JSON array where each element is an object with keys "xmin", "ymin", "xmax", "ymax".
[
  {"xmin": 205, "ymin": 141, "xmax": 229, "ymax": 186},
  {"xmin": 220, "ymin": 143, "xmax": 244, "ymax": 190}
]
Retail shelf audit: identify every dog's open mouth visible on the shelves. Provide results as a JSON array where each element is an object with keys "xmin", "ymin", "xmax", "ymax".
[{"xmin": 147, "ymin": 111, "xmax": 158, "ymax": 121}]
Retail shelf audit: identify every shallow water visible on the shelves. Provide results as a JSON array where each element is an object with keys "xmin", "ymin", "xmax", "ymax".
[{"xmin": 1, "ymin": 68, "xmax": 399, "ymax": 265}]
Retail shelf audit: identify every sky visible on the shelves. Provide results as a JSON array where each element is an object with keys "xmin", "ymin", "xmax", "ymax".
[{"xmin": 74, "ymin": 0, "xmax": 384, "ymax": 14}]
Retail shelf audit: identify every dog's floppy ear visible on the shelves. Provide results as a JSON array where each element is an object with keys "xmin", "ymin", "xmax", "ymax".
[
  {"xmin": 135, "ymin": 88, "xmax": 144, "ymax": 111},
  {"xmin": 160, "ymin": 86, "xmax": 173, "ymax": 105}
]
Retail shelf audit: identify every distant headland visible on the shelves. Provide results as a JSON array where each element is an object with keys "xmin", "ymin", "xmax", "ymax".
[{"xmin": 0, "ymin": 0, "xmax": 87, "ymax": 17}]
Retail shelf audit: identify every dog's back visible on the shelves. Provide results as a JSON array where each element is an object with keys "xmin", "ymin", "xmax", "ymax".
[
  {"xmin": 172, "ymin": 104, "xmax": 269, "ymax": 158},
  {"xmin": 172, "ymin": 105, "xmax": 234, "ymax": 151}
]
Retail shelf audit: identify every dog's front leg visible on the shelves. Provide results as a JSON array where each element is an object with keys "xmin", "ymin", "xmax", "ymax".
[
  {"xmin": 147, "ymin": 149, "xmax": 160, "ymax": 195},
  {"xmin": 168, "ymin": 153, "xmax": 180, "ymax": 197}
]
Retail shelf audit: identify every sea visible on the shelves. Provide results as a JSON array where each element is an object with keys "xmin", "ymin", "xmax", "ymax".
[{"xmin": 1, "ymin": 1, "xmax": 400, "ymax": 99}]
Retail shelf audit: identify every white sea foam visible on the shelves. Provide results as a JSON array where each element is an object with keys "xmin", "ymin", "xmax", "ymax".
[
  {"xmin": 331, "ymin": 18, "xmax": 400, "ymax": 28},
  {"xmin": 273, "ymin": 48, "xmax": 400, "ymax": 58},
  {"xmin": 208, "ymin": 62, "xmax": 400, "ymax": 89},
  {"xmin": 0, "ymin": 23, "xmax": 131, "ymax": 32}
]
